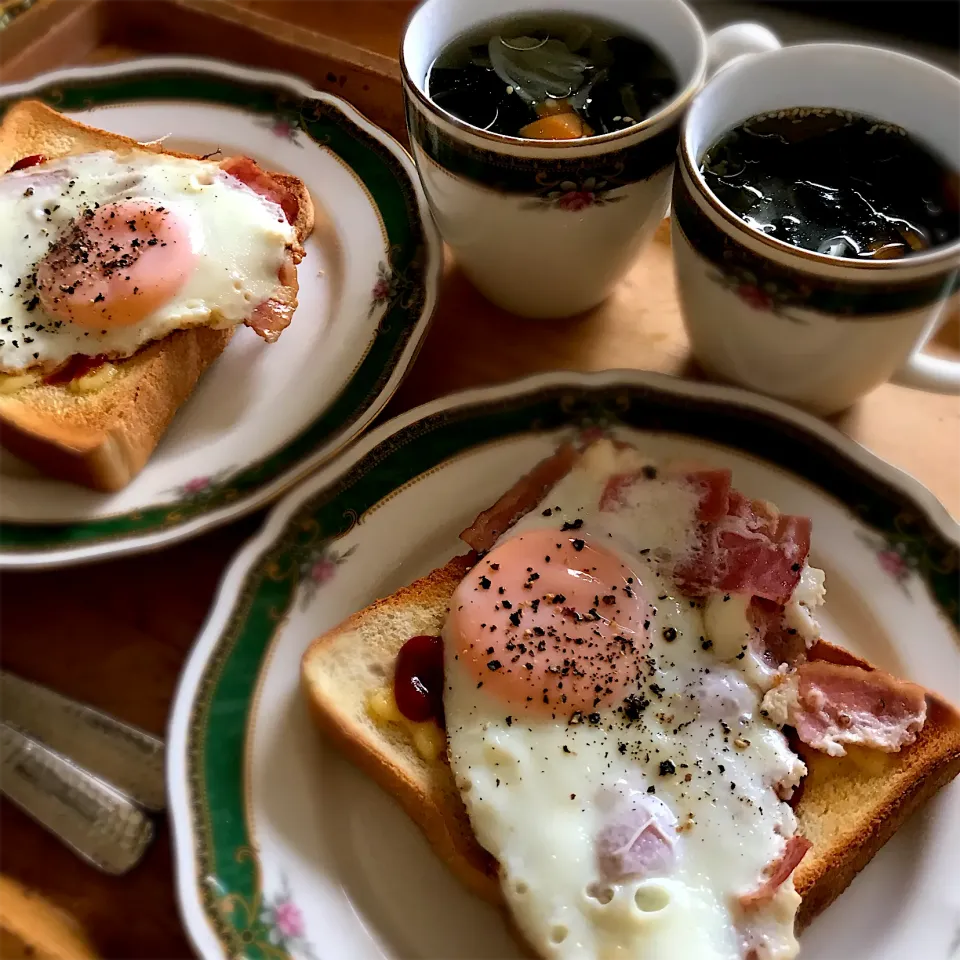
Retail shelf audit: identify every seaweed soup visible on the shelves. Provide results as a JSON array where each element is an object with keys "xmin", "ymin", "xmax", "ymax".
[
  {"xmin": 700, "ymin": 108, "xmax": 960, "ymax": 261},
  {"xmin": 426, "ymin": 12, "xmax": 679, "ymax": 141}
]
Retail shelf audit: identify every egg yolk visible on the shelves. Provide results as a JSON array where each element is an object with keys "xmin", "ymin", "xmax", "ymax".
[
  {"xmin": 36, "ymin": 200, "xmax": 197, "ymax": 328},
  {"xmin": 448, "ymin": 529, "xmax": 650, "ymax": 718}
]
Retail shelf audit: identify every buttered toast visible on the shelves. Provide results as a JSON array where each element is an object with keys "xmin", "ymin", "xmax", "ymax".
[{"xmin": 0, "ymin": 101, "xmax": 314, "ymax": 491}]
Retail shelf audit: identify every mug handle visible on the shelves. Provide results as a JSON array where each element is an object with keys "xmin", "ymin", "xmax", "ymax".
[
  {"xmin": 706, "ymin": 23, "xmax": 782, "ymax": 77},
  {"xmin": 892, "ymin": 307, "xmax": 960, "ymax": 392},
  {"xmin": 890, "ymin": 296, "xmax": 960, "ymax": 393}
]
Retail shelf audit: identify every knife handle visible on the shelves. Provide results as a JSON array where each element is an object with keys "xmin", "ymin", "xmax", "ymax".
[
  {"xmin": 0, "ymin": 672, "xmax": 165, "ymax": 811},
  {"xmin": 0, "ymin": 722, "xmax": 155, "ymax": 875}
]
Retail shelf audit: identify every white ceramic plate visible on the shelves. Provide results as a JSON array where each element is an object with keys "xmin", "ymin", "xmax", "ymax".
[
  {"xmin": 0, "ymin": 57, "xmax": 440, "ymax": 568},
  {"xmin": 168, "ymin": 370, "xmax": 960, "ymax": 960}
]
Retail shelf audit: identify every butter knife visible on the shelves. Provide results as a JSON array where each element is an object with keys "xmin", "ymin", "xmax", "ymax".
[
  {"xmin": 0, "ymin": 721, "xmax": 155, "ymax": 874},
  {"xmin": 0, "ymin": 672, "xmax": 165, "ymax": 811}
]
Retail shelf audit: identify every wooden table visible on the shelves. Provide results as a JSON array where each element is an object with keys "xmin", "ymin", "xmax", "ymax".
[{"xmin": 1, "ymin": 4, "xmax": 958, "ymax": 957}]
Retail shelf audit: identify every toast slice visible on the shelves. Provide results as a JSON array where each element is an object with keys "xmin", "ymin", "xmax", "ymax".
[
  {"xmin": 0, "ymin": 875, "xmax": 98, "ymax": 960},
  {"xmin": 0, "ymin": 100, "xmax": 315, "ymax": 491},
  {"xmin": 302, "ymin": 555, "xmax": 960, "ymax": 940}
]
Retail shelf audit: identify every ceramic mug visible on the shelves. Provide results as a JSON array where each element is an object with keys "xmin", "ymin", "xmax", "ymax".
[
  {"xmin": 400, "ymin": 0, "xmax": 779, "ymax": 319},
  {"xmin": 673, "ymin": 43, "xmax": 960, "ymax": 415}
]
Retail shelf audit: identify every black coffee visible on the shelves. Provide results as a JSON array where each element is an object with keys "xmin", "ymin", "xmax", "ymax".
[
  {"xmin": 700, "ymin": 108, "xmax": 959, "ymax": 260},
  {"xmin": 426, "ymin": 13, "xmax": 678, "ymax": 140}
]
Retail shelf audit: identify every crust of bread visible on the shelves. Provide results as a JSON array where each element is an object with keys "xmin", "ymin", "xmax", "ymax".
[
  {"xmin": 301, "ymin": 558, "xmax": 960, "ymax": 947},
  {"xmin": 0, "ymin": 100, "xmax": 315, "ymax": 491}
]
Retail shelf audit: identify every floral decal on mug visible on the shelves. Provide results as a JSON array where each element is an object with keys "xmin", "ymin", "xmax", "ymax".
[
  {"xmin": 709, "ymin": 263, "xmax": 808, "ymax": 324},
  {"xmin": 526, "ymin": 177, "xmax": 624, "ymax": 211}
]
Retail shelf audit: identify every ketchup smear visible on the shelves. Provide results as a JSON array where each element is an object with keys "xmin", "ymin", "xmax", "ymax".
[
  {"xmin": 44, "ymin": 355, "xmax": 107, "ymax": 386},
  {"xmin": 394, "ymin": 635, "xmax": 444, "ymax": 725},
  {"xmin": 8, "ymin": 154, "xmax": 47, "ymax": 172}
]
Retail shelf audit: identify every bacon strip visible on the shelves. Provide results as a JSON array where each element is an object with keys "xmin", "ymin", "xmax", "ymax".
[
  {"xmin": 599, "ymin": 467, "xmax": 732, "ymax": 520},
  {"xmin": 748, "ymin": 597, "xmax": 808, "ymax": 671},
  {"xmin": 599, "ymin": 472, "xmax": 638, "ymax": 512},
  {"xmin": 219, "ymin": 159, "xmax": 304, "ymax": 343},
  {"xmin": 220, "ymin": 156, "xmax": 300, "ymax": 225},
  {"xmin": 601, "ymin": 468, "xmax": 811, "ymax": 605},
  {"xmin": 763, "ymin": 661, "xmax": 927, "ymax": 757},
  {"xmin": 739, "ymin": 836, "xmax": 812, "ymax": 909},
  {"xmin": 244, "ymin": 252, "xmax": 300, "ymax": 343},
  {"xmin": 460, "ymin": 443, "xmax": 579, "ymax": 552},
  {"xmin": 686, "ymin": 468, "xmax": 733, "ymax": 522},
  {"xmin": 676, "ymin": 487, "xmax": 811, "ymax": 604},
  {"xmin": 596, "ymin": 794, "xmax": 678, "ymax": 883}
]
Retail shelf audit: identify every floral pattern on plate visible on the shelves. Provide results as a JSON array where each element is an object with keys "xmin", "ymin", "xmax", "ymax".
[
  {"xmin": 258, "ymin": 113, "xmax": 304, "ymax": 146},
  {"xmin": 168, "ymin": 469, "xmax": 237, "ymax": 505},
  {"xmin": 857, "ymin": 531, "xmax": 917, "ymax": 594},
  {"xmin": 219, "ymin": 864, "xmax": 317, "ymax": 960},
  {"xmin": 368, "ymin": 247, "xmax": 423, "ymax": 331},
  {"xmin": 297, "ymin": 542, "xmax": 357, "ymax": 607}
]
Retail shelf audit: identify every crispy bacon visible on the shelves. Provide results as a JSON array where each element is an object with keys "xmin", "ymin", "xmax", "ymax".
[
  {"xmin": 763, "ymin": 661, "xmax": 927, "ymax": 757},
  {"xmin": 739, "ymin": 836, "xmax": 812, "ymax": 909},
  {"xmin": 220, "ymin": 155, "xmax": 299, "ymax": 225},
  {"xmin": 459, "ymin": 443, "xmax": 579, "ymax": 553}
]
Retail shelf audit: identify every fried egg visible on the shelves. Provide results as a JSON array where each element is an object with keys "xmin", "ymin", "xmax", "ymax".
[
  {"xmin": 0, "ymin": 151, "xmax": 295, "ymax": 374},
  {"xmin": 443, "ymin": 440, "xmax": 823, "ymax": 960}
]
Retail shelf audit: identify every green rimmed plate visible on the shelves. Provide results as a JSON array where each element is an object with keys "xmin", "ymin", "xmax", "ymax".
[
  {"xmin": 168, "ymin": 369, "xmax": 959, "ymax": 960},
  {"xmin": 0, "ymin": 57, "xmax": 441, "ymax": 568}
]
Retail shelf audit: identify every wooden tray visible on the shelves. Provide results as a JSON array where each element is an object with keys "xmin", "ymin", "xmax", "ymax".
[
  {"xmin": 1, "ymin": 3, "xmax": 957, "ymax": 958},
  {"xmin": 0, "ymin": 0, "xmax": 409, "ymax": 142}
]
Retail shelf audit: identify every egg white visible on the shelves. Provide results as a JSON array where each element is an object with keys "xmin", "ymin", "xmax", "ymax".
[
  {"xmin": 443, "ymin": 440, "xmax": 817, "ymax": 960},
  {"xmin": 0, "ymin": 151, "xmax": 295, "ymax": 373}
]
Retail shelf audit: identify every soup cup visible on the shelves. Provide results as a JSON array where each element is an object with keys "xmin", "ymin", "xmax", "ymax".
[
  {"xmin": 673, "ymin": 43, "xmax": 960, "ymax": 415},
  {"xmin": 401, "ymin": 0, "xmax": 779, "ymax": 318}
]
